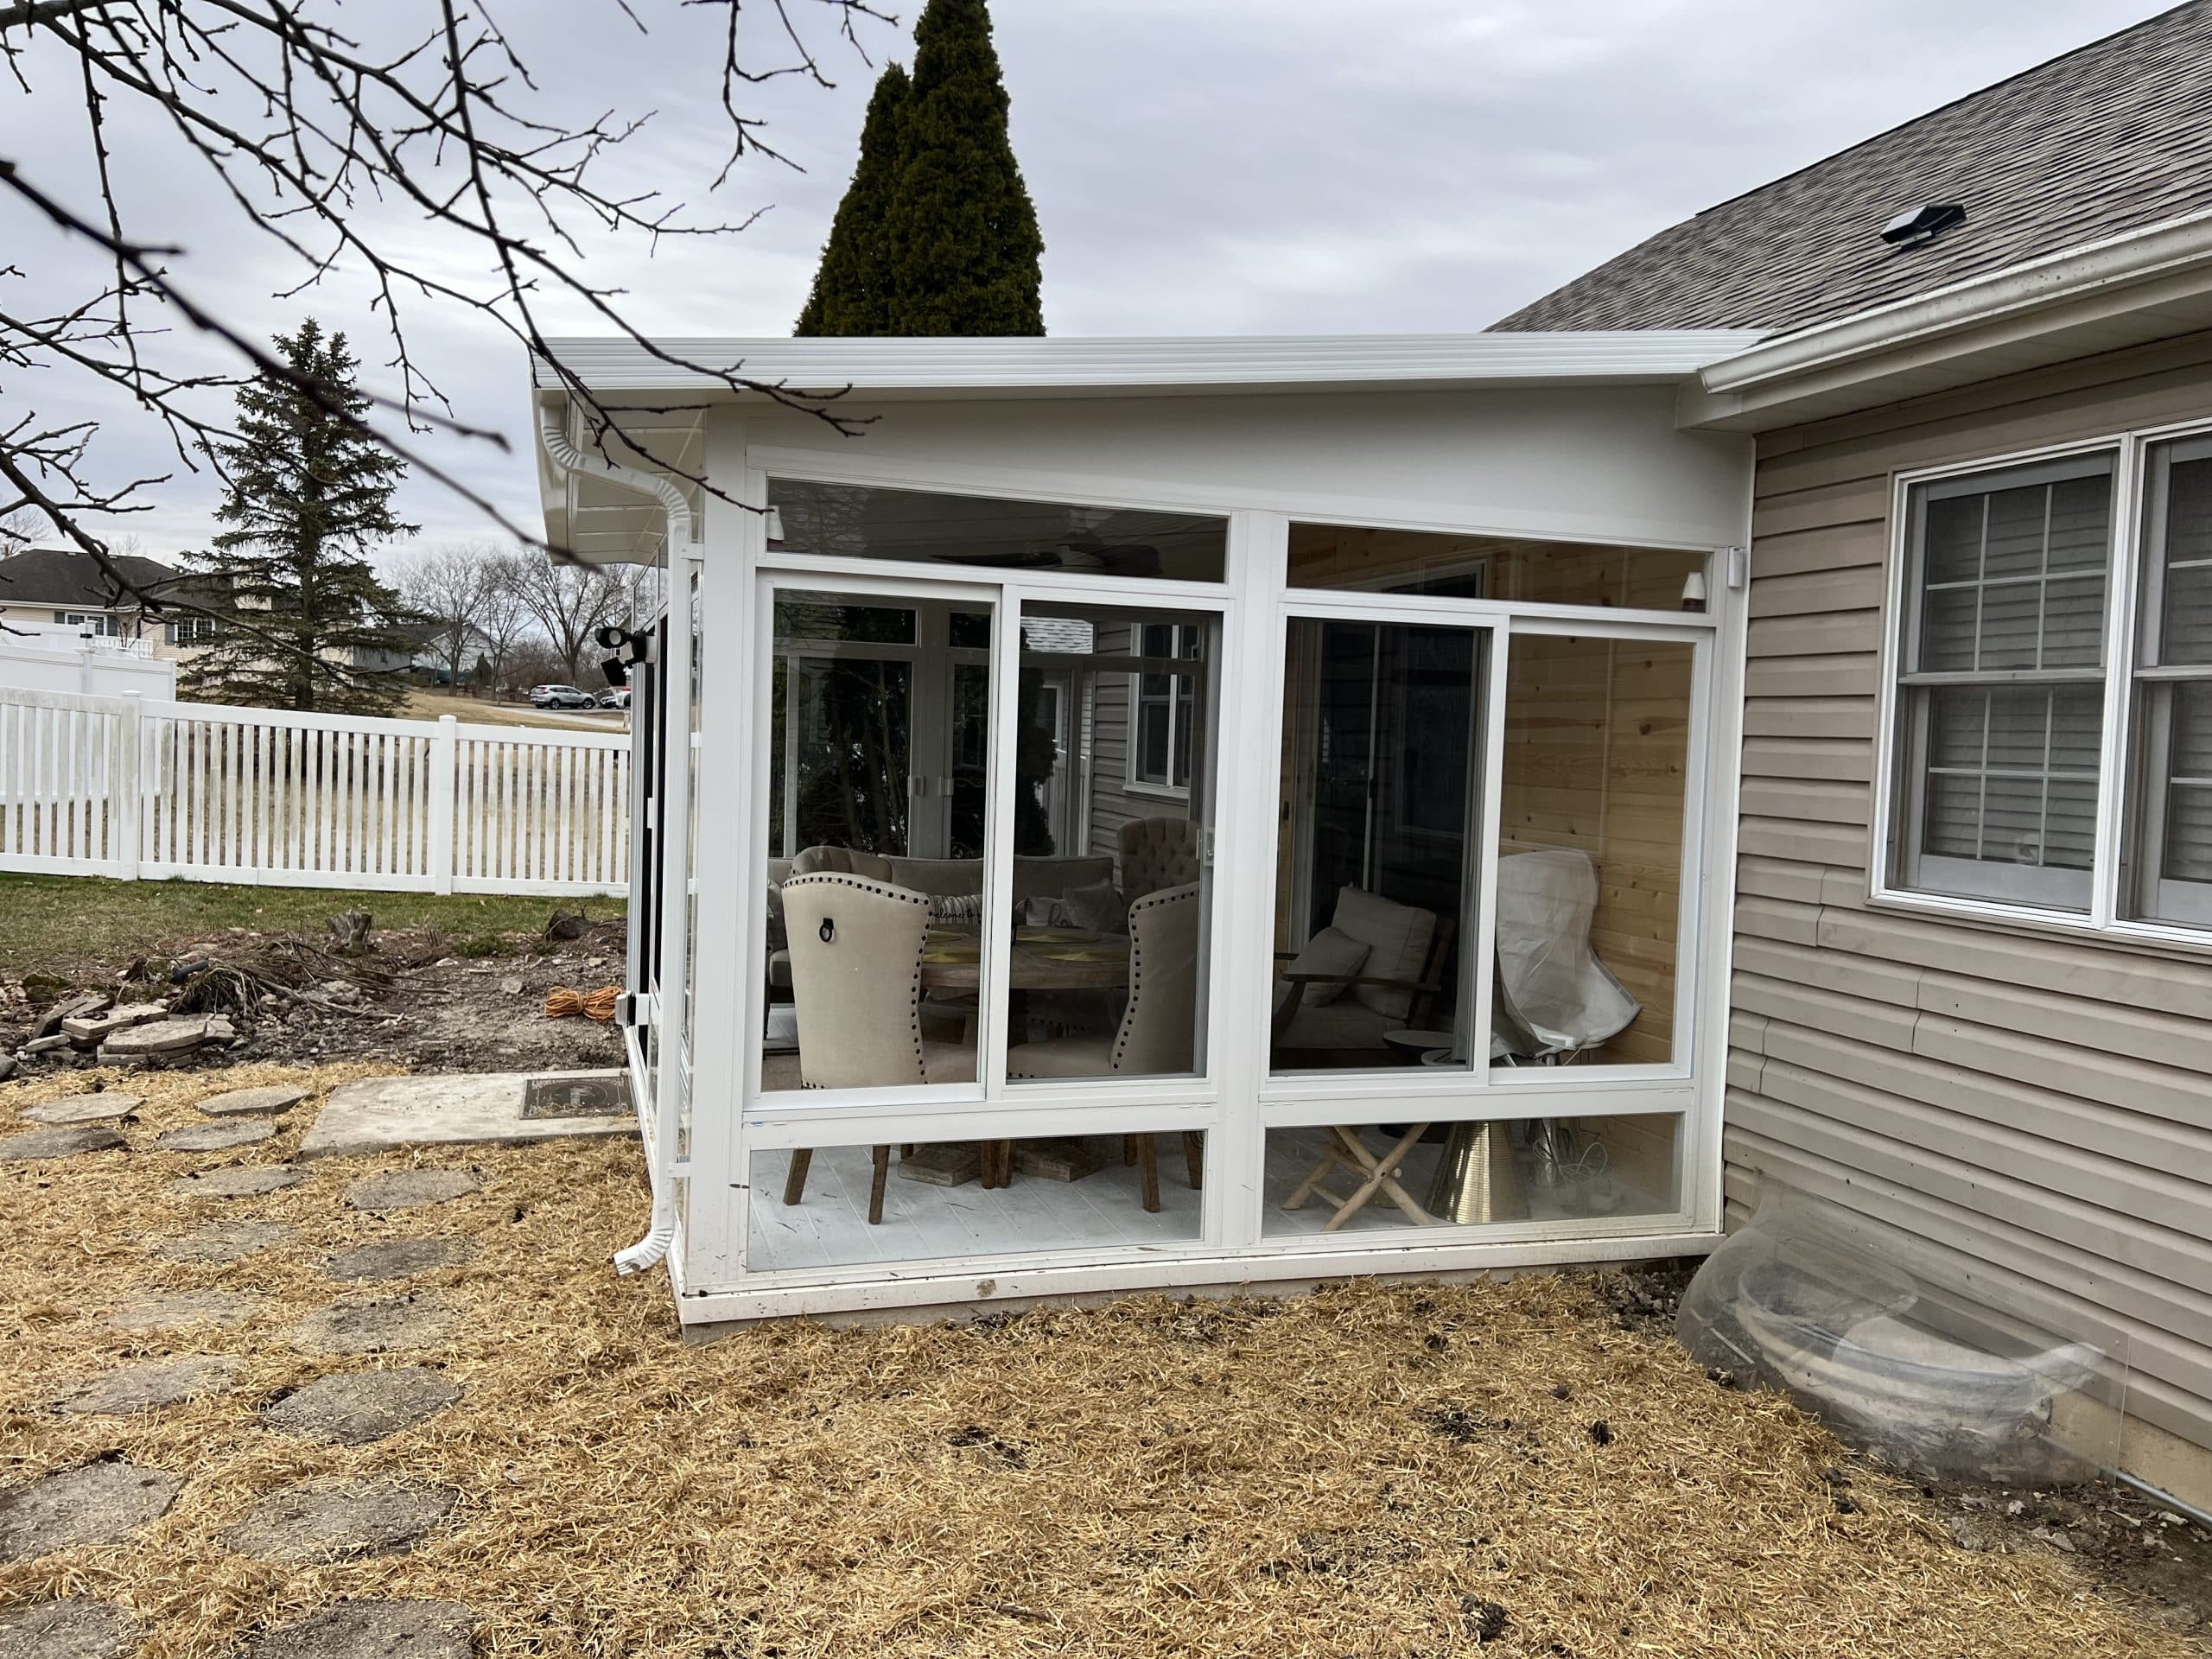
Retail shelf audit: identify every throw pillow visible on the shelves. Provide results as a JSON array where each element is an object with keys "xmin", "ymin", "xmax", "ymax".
[
  {"xmin": 1330, "ymin": 885, "xmax": 1438, "ymax": 1020},
  {"xmin": 929, "ymin": 892, "xmax": 985, "ymax": 925},
  {"xmin": 1284, "ymin": 926, "xmax": 1371, "ymax": 1007},
  {"xmin": 1061, "ymin": 879, "xmax": 1128, "ymax": 935}
]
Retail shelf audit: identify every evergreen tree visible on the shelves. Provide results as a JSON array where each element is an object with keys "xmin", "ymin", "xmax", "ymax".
[
  {"xmin": 181, "ymin": 321, "xmax": 421, "ymax": 714},
  {"xmin": 794, "ymin": 62, "xmax": 911, "ymax": 336}
]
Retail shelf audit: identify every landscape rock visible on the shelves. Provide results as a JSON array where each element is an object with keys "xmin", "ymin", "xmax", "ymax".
[
  {"xmin": 220, "ymin": 1479, "xmax": 456, "ymax": 1562},
  {"xmin": 24, "ymin": 1095, "xmax": 143, "ymax": 1126},
  {"xmin": 245, "ymin": 1599, "xmax": 475, "ymax": 1659},
  {"xmin": 0, "ymin": 1460, "xmax": 183, "ymax": 1561},
  {"xmin": 166, "ymin": 1164, "xmax": 303, "ymax": 1199},
  {"xmin": 55, "ymin": 1356, "xmax": 245, "ymax": 1415},
  {"xmin": 24, "ymin": 1033, "xmax": 71, "ymax": 1054},
  {"xmin": 61, "ymin": 1002, "xmax": 167, "ymax": 1046},
  {"xmin": 0, "ymin": 1597, "xmax": 140, "ymax": 1659},
  {"xmin": 154, "ymin": 1219, "xmax": 296, "ymax": 1262},
  {"xmin": 263, "ymin": 1368, "xmax": 461, "ymax": 1445},
  {"xmin": 0, "ymin": 1053, "xmax": 16, "ymax": 1082},
  {"xmin": 195, "ymin": 1084, "xmax": 310, "ymax": 1118},
  {"xmin": 35, "ymin": 993, "xmax": 110, "ymax": 1040},
  {"xmin": 107, "ymin": 1289, "xmax": 259, "ymax": 1333},
  {"xmin": 325, "ymin": 1237, "xmax": 473, "ymax": 1282},
  {"xmin": 0, "ymin": 1125, "xmax": 127, "ymax": 1161},
  {"xmin": 99, "ymin": 1015, "xmax": 221, "ymax": 1058},
  {"xmin": 346, "ymin": 1168, "xmax": 478, "ymax": 1211},
  {"xmin": 291, "ymin": 1294, "xmax": 454, "ymax": 1357},
  {"xmin": 156, "ymin": 1118, "xmax": 276, "ymax": 1153}
]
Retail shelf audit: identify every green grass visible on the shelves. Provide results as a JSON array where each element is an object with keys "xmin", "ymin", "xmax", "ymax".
[{"xmin": 0, "ymin": 874, "xmax": 599, "ymax": 978}]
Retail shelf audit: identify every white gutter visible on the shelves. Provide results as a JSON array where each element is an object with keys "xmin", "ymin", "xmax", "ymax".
[
  {"xmin": 1701, "ymin": 207, "xmax": 2212, "ymax": 395},
  {"xmin": 535, "ymin": 398, "xmax": 694, "ymax": 1277}
]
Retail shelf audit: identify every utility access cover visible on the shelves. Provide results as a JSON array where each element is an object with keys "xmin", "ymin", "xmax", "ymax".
[{"xmin": 520, "ymin": 1075, "xmax": 631, "ymax": 1121}]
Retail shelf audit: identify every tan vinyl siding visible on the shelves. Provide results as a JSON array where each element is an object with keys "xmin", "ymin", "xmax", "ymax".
[{"xmin": 1728, "ymin": 329, "xmax": 2212, "ymax": 1505}]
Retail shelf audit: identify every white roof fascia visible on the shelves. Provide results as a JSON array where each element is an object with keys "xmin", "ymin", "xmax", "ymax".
[
  {"xmin": 1686, "ymin": 208, "xmax": 2212, "ymax": 428},
  {"xmin": 531, "ymin": 330, "xmax": 1767, "ymax": 397}
]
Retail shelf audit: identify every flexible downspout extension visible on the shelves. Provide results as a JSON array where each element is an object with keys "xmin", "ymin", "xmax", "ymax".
[{"xmin": 535, "ymin": 400, "xmax": 694, "ymax": 1276}]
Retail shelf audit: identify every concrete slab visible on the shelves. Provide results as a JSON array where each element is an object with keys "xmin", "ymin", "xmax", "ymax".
[
  {"xmin": 166, "ymin": 1165, "xmax": 303, "ymax": 1199},
  {"xmin": 154, "ymin": 1220, "xmax": 296, "ymax": 1262},
  {"xmin": 0, "ymin": 1597, "xmax": 139, "ymax": 1659},
  {"xmin": 195, "ymin": 1084, "xmax": 309, "ymax": 1118},
  {"xmin": 156, "ymin": 1119, "xmax": 276, "ymax": 1153},
  {"xmin": 220, "ymin": 1479, "xmax": 456, "ymax": 1563},
  {"xmin": 55, "ymin": 1356, "xmax": 245, "ymax": 1415},
  {"xmin": 346, "ymin": 1169, "xmax": 477, "ymax": 1211},
  {"xmin": 325, "ymin": 1237, "xmax": 473, "ymax": 1282},
  {"xmin": 23, "ymin": 1096, "xmax": 143, "ymax": 1127},
  {"xmin": 0, "ymin": 1461, "xmax": 182, "ymax": 1561},
  {"xmin": 0, "ymin": 1126, "xmax": 127, "ymax": 1161},
  {"xmin": 290, "ymin": 1294, "xmax": 454, "ymax": 1357},
  {"xmin": 262, "ymin": 1368, "xmax": 461, "ymax": 1445},
  {"xmin": 107, "ymin": 1289, "xmax": 258, "ymax": 1333},
  {"xmin": 300, "ymin": 1071, "xmax": 635, "ymax": 1160}
]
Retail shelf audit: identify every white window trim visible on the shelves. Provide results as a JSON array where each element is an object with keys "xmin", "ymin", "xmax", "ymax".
[
  {"xmin": 1872, "ymin": 417, "xmax": 2212, "ymax": 954},
  {"xmin": 1125, "ymin": 620, "xmax": 1198, "ymax": 796}
]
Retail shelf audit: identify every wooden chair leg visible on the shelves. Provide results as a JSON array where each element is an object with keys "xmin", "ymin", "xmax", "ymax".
[
  {"xmin": 1136, "ymin": 1134, "xmax": 1160, "ymax": 1213},
  {"xmin": 781, "ymin": 1147, "xmax": 813, "ymax": 1207},
  {"xmin": 1182, "ymin": 1130, "xmax": 1204, "ymax": 1189},
  {"xmin": 1122, "ymin": 1134, "xmax": 1138, "ymax": 1166},
  {"xmin": 868, "ymin": 1145, "xmax": 890, "ymax": 1224}
]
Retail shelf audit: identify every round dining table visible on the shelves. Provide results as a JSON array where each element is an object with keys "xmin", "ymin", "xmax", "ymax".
[{"xmin": 916, "ymin": 924, "xmax": 1129, "ymax": 993}]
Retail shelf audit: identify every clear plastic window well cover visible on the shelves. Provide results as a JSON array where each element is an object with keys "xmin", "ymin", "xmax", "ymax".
[{"xmin": 1675, "ymin": 1186, "xmax": 2126, "ymax": 1487}]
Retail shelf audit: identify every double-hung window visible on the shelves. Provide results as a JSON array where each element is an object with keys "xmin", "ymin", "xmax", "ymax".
[
  {"xmin": 1884, "ymin": 426, "xmax": 2212, "ymax": 938},
  {"xmin": 1130, "ymin": 622, "xmax": 1198, "ymax": 791}
]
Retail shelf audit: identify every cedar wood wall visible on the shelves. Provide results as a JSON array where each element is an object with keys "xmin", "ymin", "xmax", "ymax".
[{"xmin": 1730, "ymin": 329, "xmax": 2212, "ymax": 1488}]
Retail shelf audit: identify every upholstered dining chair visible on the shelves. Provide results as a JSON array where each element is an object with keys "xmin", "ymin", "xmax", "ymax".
[
  {"xmin": 1118, "ymin": 815, "xmax": 1202, "ymax": 902},
  {"xmin": 1007, "ymin": 881, "xmax": 1205, "ymax": 1211},
  {"xmin": 778, "ymin": 872, "xmax": 978, "ymax": 1224}
]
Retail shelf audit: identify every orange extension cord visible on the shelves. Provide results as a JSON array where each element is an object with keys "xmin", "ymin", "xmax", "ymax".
[{"xmin": 542, "ymin": 985, "xmax": 620, "ymax": 1021}]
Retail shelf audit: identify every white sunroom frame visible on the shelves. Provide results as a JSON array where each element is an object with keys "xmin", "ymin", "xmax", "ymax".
[{"xmin": 662, "ymin": 426, "xmax": 1745, "ymax": 1322}]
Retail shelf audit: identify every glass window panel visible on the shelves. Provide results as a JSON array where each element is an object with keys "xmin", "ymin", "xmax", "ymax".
[
  {"xmin": 2049, "ymin": 475, "xmax": 2116, "ymax": 570},
  {"xmin": 1979, "ymin": 775, "xmax": 2049, "ymax": 866},
  {"xmin": 2044, "ymin": 779, "xmax": 2099, "ymax": 870},
  {"xmin": 1975, "ymin": 582, "xmax": 2044, "ymax": 669},
  {"xmin": 1274, "ymin": 620, "xmax": 1482, "ymax": 1075},
  {"xmin": 1003, "ymin": 602, "xmax": 1216, "ymax": 1085},
  {"xmin": 760, "ymin": 589, "xmax": 993, "ymax": 1094},
  {"xmin": 948, "ymin": 609, "xmax": 992, "ymax": 649},
  {"xmin": 1923, "ymin": 495, "xmax": 1983, "ymax": 584},
  {"xmin": 767, "ymin": 478, "xmax": 1227, "ymax": 582},
  {"xmin": 1923, "ymin": 773, "xmax": 1984, "ymax": 859},
  {"xmin": 1287, "ymin": 523, "xmax": 1707, "ymax": 610},
  {"xmin": 2160, "ymin": 563, "xmax": 2212, "ymax": 666},
  {"xmin": 751, "ymin": 1132, "xmax": 1206, "ymax": 1269},
  {"xmin": 2171, "ymin": 682, "xmax": 2212, "ymax": 778},
  {"xmin": 1927, "ymin": 685, "xmax": 1986, "ymax": 769},
  {"xmin": 1984, "ymin": 688, "xmax": 2052, "ymax": 772},
  {"xmin": 1980, "ymin": 486, "xmax": 2049, "ymax": 579},
  {"xmin": 1493, "ymin": 634, "xmax": 1691, "ymax": 1069},
  {"xmin": 2042, "ymin": 575, "xmax": 2108, "ymax": 667},
  {"xmin": 1918, "ymin": 587, "xmax": 1980, "ymax": 671},
  {"xmin": 2165, "ymin": 785, "xmax": 2212, "ymax": 883},
  {"xmin": 1260, "ymin": 1115, "xmax": 1682, "ymax": 1237}
]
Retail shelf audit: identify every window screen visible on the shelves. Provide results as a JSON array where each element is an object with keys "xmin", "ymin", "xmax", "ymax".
[
  {"xmin": 1894, "ymin": 454, "xmax": 2114, "ymax": 910},
  {"xmin": 2126, "ymin": 438, "xmax": 2212, "ymax": 925}
]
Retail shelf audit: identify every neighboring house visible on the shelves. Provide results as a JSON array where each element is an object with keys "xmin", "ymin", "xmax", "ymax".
[
  {"xmin": 0, "ymin": 546, "xmax": 221, "ymax": 659},
  {"xmin": 529, "ymin": 4, "xmax": 2212, "ymax": 1512},
  {"xmin": 1500, "ymin": 1, "xmax": 2212, "ymax": 1509}
]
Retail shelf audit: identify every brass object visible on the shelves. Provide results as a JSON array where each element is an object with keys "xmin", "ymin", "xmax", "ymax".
[{"xmin": 1425, "ymin": 1119, "xmax": 1525, "ymax": 1224}]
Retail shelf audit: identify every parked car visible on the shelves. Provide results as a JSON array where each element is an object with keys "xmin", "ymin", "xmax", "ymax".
[
  {"xmin": 530, "ymin": 683, "xmax": 597, "ymax": 709},
  {"xmin": 597, "ymin": 686, "xmax": 631, "ymax": 709}
]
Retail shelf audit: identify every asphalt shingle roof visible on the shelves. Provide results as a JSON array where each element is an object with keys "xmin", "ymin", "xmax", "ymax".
[
  {"xmin": 1492, "ymin": 2, "xmax": 2212, "ymax": 336},
  {"xmin": 0, "ymin": 548, "xmax": 182, "ymax": 610}
]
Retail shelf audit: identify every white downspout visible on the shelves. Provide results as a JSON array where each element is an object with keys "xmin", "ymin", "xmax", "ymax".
[{"xmin": 535, "ymin": 399, "xmax": 695, "ymax": 1276}]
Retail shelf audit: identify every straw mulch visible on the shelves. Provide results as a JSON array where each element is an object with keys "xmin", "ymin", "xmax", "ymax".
[{"xmin": 0, "ymin": 1065, "xmax": 2195, "ymax": 1658}]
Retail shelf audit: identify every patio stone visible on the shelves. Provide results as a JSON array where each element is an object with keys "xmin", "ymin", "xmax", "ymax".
[
  {"xmin": 55, "ymin": 1356, "xmax": 245, "ymax": 1415},
  {"xmin": 0, "ymin": 1460, "xmax": 183, "ymax": 1561},
  {"xmin": 290, "ymin": 1294, "xmax": 454, "ymax": 1357},
  {"xmin": 196, "ymin": 1084, "xmax": 309, "ymax": 1118},
  {"xmin": 1, "ymin": 1125, "xmax": 127, "ymax": 1161},
  {"xmin": 325, "ymin": 1236, "xmax": 473, "ymax": 1282},
  {"xmin": 0, "ymin": 1597, "xmax": 140, "ymax": 1658},
  {"xmin": 153, "ymin": 1219, "xmax": 296, "ymax": 1262},
  {"xmin": 107, "ymin": 1289, "xmax": 258, "ymax": 1333},
  {"xmin": 23, "ymin": 1096, "xmax": 144, "ymax": 1127},
  {"xmin": 220, "ymin": 1479, "xmax": 457, "ymax": 1562},
  {"xmin": 345, "ymin": 1169, "xmax": 478, "ymax": 1211},
  {"xmin": 245, "ymin": 1599, "xmax": 474, "ymax": 1659},
  {"xmin": 156, "ymin": 1119, "xmax": 276, "ymax": 1154},
  {"xmin": 262, "ymin": 1368, "xmax": 461, "ymax": 1445},
  {"xmin": 166, "ymin": 1164, "xmax": 303, "ymax": 1199}
]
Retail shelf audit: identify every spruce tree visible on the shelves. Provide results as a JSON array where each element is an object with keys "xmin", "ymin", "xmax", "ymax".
[
  {"xmin": 794, "ymin": 62, "xmax": 912, "ymax": 336},
  {"xmin": 181, "ymin": 320, "xmax": 421, "ymax": 714}
]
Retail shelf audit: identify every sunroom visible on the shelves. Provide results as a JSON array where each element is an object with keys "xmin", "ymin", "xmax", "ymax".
[{"xmin": 533, "ymin": 334, "xmax": 1758, "ymax": 1325}]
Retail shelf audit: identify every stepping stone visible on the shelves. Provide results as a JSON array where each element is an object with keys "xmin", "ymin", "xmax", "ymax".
[
  {"xmin": 99, "ymin": 1014, "xmax": 230, "ymax": 1062},
  {"xmin": 0, "ymin": 1460, "xmax": 183, "ymax": 1561},
  {"xmin": 291, "ymin": 1295, "xmax": 454, "ymax": 1357},
  {"xmin": 23, "ymin": 1096, "xmax": 143, "ymax": 1127},
  {"xmin": 1, "ymin": 1126, "xmax": 127, "ymax": 1161},
  {"xmin": 346, "ymin": 1169, "xmax": 477, "ymax": 1211},
  {"xmin": 196, "ymin": 1084, "xmax": 309, "ymax": 1118},
  {"xmin": 55, "ymin": 1356, "xmax": 245, "ymax": 1415},
  {"xmin": 61, "ymin": 1002, "xmax": 168, "ymax": 1044},
  {"xmin": 156, "ymin": 1119, "xmax": 276, "ymax": 1153},
  {"xmin": 246, "ymin": 1599, "xmax": 474, "ymax": 1659},
  {"xmin": 153, "ymin": 1219, "xmax": 296, "ymax": 1262},
  {"xmin": 0, "ymin": 1597, "xmax": 140, "ymax": 1659},
  {"xmin": 326, "ymin": 1237, "xmax": 473, "ymax": 1282},
  {"xmin": 167, "ymin": 1165, "xmax": 303, "ymax": 1199},
  {"xmin": 220, "ymin": 1479, "xmax": 457, "ymax": 1562},
  {"xmin": 263, "ymin": 1368, "xmax": 461, "ymax": 1445},
  {"xmin": 108, "ymin": 1289, "xmax": 259, "ymax": 1333}
]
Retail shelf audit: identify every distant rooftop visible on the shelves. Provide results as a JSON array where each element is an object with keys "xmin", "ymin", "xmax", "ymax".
[
  {"xmin": 0, "ymin": 547, "xmax": 181, "ymax": 610},
  {"xmin": 1494, "ymin": 2, "xmax": 2212, "ymax": 335}
]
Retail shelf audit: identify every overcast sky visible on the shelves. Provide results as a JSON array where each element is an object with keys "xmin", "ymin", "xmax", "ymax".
[{"xmin": 0, "ymin": 0, "xmax": 2176, "ymax": 563}]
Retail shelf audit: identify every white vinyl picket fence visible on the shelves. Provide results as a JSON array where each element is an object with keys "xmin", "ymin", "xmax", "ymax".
[{"xmin": 0, "ymin": 687, "xmax": 629, "ymax": 895}]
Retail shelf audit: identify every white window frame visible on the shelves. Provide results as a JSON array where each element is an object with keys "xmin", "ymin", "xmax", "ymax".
[
  {"xmin": 1872, "ymin": 418, "xmax": 2212, "ymax": 950},
  {"xmin": 1125, "ymin": 620, "xmax": 1200, "ymax": 798}
]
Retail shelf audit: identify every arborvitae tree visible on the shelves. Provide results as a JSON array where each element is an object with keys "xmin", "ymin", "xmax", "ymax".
[
  {"xmin": 880, "ymin": 0, "xmax": 1043, "ymax": 334},
  {"xmin": 795, "ymin": 62, "xmax": 912, "ymax": 336},
  {"xmin": 181, "ymin": 321, "xmax": 422, "ymax": 714}
]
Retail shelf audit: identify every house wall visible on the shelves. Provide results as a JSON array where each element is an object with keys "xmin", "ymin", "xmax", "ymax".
[{"xmin": 1730, "ymin": 329, "xmax": 2212, "ymax": 1506}]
